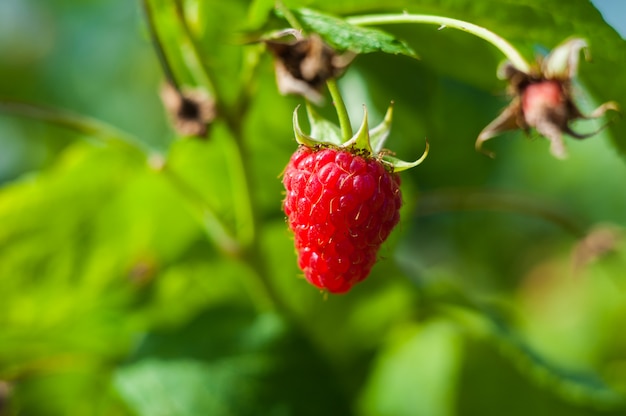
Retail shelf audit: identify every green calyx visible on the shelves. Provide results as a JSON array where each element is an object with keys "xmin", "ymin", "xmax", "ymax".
[{"xmin": 293, "ymin": 102, "xmax": 428, "ymax": 172}]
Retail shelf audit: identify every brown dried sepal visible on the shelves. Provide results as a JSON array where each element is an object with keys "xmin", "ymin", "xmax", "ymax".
[
  {"xmin": 265, "ymin": 32, "xmax": 353, "ymax": 104},
  {"xmin": 160, "ymin": 82, "xmax": 216, "ymax": 138}
]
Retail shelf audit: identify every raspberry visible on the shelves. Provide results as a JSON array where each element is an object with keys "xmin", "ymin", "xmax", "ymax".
[
  {"xmin": 283, "ymin": 146, "xmax": 402, "ymax": 293},
  {"xmin": 281, "ymin": 103, "xmax": 427, "ymax": 293}
]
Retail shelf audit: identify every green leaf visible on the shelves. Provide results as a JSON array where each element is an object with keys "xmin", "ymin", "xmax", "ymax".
[
  {"xmin": 246, "ymin": 0, "xmax": 275, "ymax": 29},
  {"xmin": 358, "ymin": 320, "xmax": 464, "ymax": 416},
  {"xmin": 0, "ymin": 142, "xmax": 235, "ymax": 412},
  {"xmin": 401, "ymin": 257, "xmax": 626, "ymax": 408},
  {"xmin": 455, "ymin": 331, "xmax": 626, "ymax": 416},
  {"xmin": 481, "ymin": 307, "xmax": 626, "ymax": 409},
  {"xmin": 293, "ymin": 8, "xmax": 418, "ymax": 57},
  {"xmin": 115, "ymin": 306, "xmax": 353, "ymax": 416},
  {"xmin": 0, "ymin": 143, "xmax": 198, "ymax": 335}
]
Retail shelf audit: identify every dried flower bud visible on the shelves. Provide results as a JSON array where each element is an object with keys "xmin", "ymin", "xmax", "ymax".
[
  {"xmin": 160, "ymin": 82, "xmax": 216, "ymax": 138},
  {"xmin": 477, "ymin": 38, "xmax": 619, "ymax": 158},
  {"xmin": 265, "ymin": 32, "xmax": 353, "ymax": 104}
]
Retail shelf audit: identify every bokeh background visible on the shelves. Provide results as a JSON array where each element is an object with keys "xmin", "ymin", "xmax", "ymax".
[{"xmin": 1, "ymin": 0, "xmax": 626, "ymax": 415}]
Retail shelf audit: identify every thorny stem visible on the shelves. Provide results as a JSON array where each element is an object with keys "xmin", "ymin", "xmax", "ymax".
[
  {"xmin": 221, "ymin": 130, "xmax": 256, "ymax": 248},
  {"xmin": 170, "ymin": 0, "xmax": 261, "ymax": 251},
  {"xmin": 346, "ymin": 13, "xmax": 532, "ymax": 73},
  {"xmin": 276, "ymin": 0, "xmax": 304, "ymax": 32},
  {"xmin": 146, "ymin": 0, "xmax": 256, "ymax": 252},
  {"xmin": 141, "ymin": 0, "xmax": 236, "ymax": 250},
  {"xmin": 164, "ymin": 1, "xmax": 288, "ymax": 314},
  {"xmin": 222, "ymin": 126, "xmax": 294, "ymax": 315},
  {"xmin": 141, "ymin": 0, "xmax": 181, "ymax": 91},
  {"xmin": 417, "ymin": 189, "xmax": 588, "ymax": 238},
  {"xmin": 0, "ymin": 99, "xmax": 151, "ymax": 157},
  {"xmin": 326, "ymin": 79, "xmax": 354, "ymax": 142},
  {"xmin": 139, "ymin": 0, "xmax": 287, "ymax": 314},
  {"xmin": 172, "ymin": 0, "xmax": 263, "ymax": 143},
  {"xmin": 171, "ymin": 0, "xmax": 218, "ymax": 98}
]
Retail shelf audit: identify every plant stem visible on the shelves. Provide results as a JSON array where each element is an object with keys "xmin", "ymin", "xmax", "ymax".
[
  {"xmin": 149, "ymin": 0, "xmax": 282, "ymax": 314},
  {"xmin": 141, "ymin": 0, "xmax": 181, "ymax": 90},
  {"xmin": 416, "ymin": 189, "xmax": 588, "ymax": 238},
  {"xmin": 275, "ymin": 0, "xmax": 304, "ymax": 31},
  {"xmin": 345, "ymin": 13, "xmax": 531, "ymax": 73},
  {"xmin": 276, "ymin": 1, "xmax": 354, "ymax": 141},
  {"xmin": 150, "ymin": 0, "xmax": 291, "ymax": 317},
  {"xmin": 171, "ymin": 0, "xmax": 219, "ymax": 96},
  {"xmin": 0, "ymin": 99, "xmax": 151, "ymax": 157},
  {"xmin": 326, "ymin": 79, "xmax": 353, "ymax": 141},
  {"xmin": 222, "ymin": 131, "xmax": 256, "ymax": 247},
  {"xmin": 228, "ymin": 127, "xmax": 295, "ymax": 316}
]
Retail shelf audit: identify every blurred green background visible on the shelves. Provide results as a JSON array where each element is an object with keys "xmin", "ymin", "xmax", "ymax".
[{"xmin": 1, "ymin": 0, "xmax": 626, "ymax": 415}]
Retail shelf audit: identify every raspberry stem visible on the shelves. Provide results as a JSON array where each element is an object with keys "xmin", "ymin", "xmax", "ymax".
[
  {"xmin": 143, "ymin": 0, "xmax": 289, "ymax": 312},
  {"xmin": 326, "ymin": 79, "xmax": 354, "ymax": 142},
  {"xmin": 171, "ymin": 0, "xmax": 218, "ymax": 97},
  {"xmin": 417, "ymin": 189, "xmax": 588, "ymax": 238},
  {"xmin": 345, "ymin": 13, "xmax": 531, "ymax": 74},
  {"xmin": 276, "ymin": 0, "xmax": 304, "ymax": 31},
  {"xmin": 0, "ymin": 99, "xmax": 151, "ymax": 157},
  {"xmin": 140, "ymin": 0, "xmax": 181, "ymax": 91}
]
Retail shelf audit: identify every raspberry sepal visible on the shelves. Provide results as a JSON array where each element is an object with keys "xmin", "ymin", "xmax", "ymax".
[{"xmin": 293, "ymin": 103, "xmax": 428, "ymax": 172}]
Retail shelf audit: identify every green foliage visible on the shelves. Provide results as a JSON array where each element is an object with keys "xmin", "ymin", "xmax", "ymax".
[
  {"xmin": 293, "ymin": 8, "xmax": 418, "ymax": 57},
  {"xmin": 115, "ymin": 307, "xmax": 352, "ymax": 416},
  {"xmin": 1, "ymin": 0, "xmax": 626, "ymax": 415}
]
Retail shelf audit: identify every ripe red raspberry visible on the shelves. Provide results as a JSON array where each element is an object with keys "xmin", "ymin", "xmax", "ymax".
[{"xmin": 283, "ymin": 145, "xmax": 402, "ymax": 293}]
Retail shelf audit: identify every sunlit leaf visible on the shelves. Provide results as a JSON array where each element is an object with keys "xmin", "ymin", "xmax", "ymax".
[
  {"xmin": 359, "ymin": 320, "xmax": 463, "ymax": 416},
  {"xmin": 293, "ymin": 8, "xmax": 418, "ymax": 57},
  {"xmin": 115, "ymin": 307, "xmax": 353, "ymax": 416}
]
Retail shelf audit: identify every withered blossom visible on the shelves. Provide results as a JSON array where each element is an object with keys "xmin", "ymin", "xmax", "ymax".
[
  {"xmin": 476, "ymin": 38, "xmax": 618, "ymax": 159},
  {"xmin": 160, "ymin": 82, "xmax": 216, "ymax": 138},
  {"xmin": 265, "ymin": 31, "xmax": 353, "ymax": 104}
]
